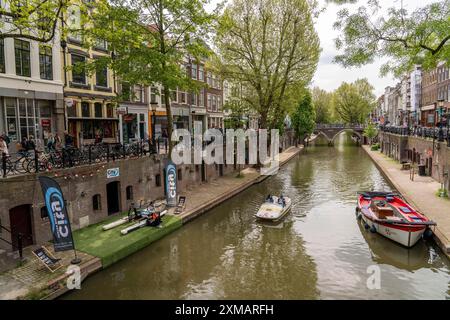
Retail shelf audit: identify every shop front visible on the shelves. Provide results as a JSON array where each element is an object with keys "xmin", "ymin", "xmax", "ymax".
[
  {"xmin": 420, "ymin": 104, "xmax": 435, "ymax": 127},
  {"xmin": 119, "ymin": 105, "xmax": 149, "ymax": 144},
  {"xmin": 0, "ymin": 95, "xmax": 63, "ymax": 150},
  {"xmin": 66, "ymin": 98, "xmax": 119, "ymax": 147},
  {"xmin": 149, "ymin": 110, "xmax": 168, "ymax": 141}
]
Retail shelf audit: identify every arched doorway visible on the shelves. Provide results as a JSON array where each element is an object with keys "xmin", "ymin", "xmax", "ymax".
[
  {"xmin": 9, "ymin": 204, "xmax": 34, "ymax": 250},
  {"xmin": 106, "ymin": 181, "xmax": 121, "ymax": 215}
]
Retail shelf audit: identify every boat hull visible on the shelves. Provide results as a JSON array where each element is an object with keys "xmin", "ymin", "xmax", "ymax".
[{"xmin": 360, "ymin": 213, "xmax": 426, "ymax": 247}]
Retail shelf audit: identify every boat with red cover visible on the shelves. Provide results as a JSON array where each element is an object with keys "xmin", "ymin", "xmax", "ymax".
[{"xmin": 356, "ymin": 192, "xmax": 436, "ymax": 247}]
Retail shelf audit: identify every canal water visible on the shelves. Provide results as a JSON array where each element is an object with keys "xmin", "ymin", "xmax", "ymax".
[{"xmin": 64, "ymin": 133, "xmax": 450, "ymax": 300}]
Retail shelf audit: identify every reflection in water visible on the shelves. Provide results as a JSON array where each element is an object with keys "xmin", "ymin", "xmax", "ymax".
[{"xmin": 64, "ymin": 132, "xmax": 450, "ymax": 300}]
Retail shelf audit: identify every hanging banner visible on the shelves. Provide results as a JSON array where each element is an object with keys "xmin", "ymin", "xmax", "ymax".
[
  {"xmin": 165, "ymin": 160, "xmax": 177, "ymax": 207},
  {"xmin": 38, "ymin": 176, "xmax": 74, "ymax": 252}
]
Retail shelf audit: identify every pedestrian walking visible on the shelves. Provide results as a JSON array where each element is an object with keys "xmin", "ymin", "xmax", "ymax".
[
  {"xmin": 0, "ymin": 136, "xmax": 9, "ymax": 156},
  {"xmin": 47, "ymin": 133, "xmax": 55, "ymax": 151},
  {"xmin": 64, "ymin": 131, "xmax": 74, "ymax": 148},
  {"xmin": 27, "ymin": 135, "xmax": 36, "ymax": 150},
  {"xmin": 55, "ymin": 133, "xmax": 62, "ymax": 150},
  {"xmin": 1, "ymin": 132, "xmax": 10, "ymax": 147}
]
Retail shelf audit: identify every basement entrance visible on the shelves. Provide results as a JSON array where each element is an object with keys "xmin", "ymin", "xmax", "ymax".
[
  {"xmin": 106, "ymin": 181, "xmax": 121, "ymax": 215},
  {"xmin": 9, "ymin": 204, "xmax": 33, "ymax": 250}
]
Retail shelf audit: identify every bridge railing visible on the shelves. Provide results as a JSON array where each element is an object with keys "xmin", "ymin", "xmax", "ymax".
[{"xmin": 315, "ymin": 123, "xmax": 365, "ymax": 129}]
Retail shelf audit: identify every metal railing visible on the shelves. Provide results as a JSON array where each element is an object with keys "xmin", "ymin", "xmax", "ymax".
[
  {"xmin": 1, "ymin": 140, "xmax": 159, "ymax": 178},
  {"xmin": 379, "ymin": 125, "xmax": 450, "ymax": 146}
]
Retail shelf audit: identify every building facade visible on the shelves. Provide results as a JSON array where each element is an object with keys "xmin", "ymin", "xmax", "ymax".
[
  {"xmin": 118, "ymin": 83, "xmax": 149, "ymax": 144},
  {"xmin": 437, "ymin": 62, "xmax": 450, "ymax": 125},
  {"xmin": 400, "ymin": 75, "xmax": 411, "ymax": 126},
  {"xmin": 409, "ymin": 65, "xmax": 422, "ymax": 126},
  {"xmin": 0, "ymin": 12, "xmax": 64, "ymax": 151},
  {"xmin": 62, "ymin": 6, "xmax": 118, "ymax": 147},
  {"xmin": 421, "ymin": 67, "xmax": 438, "ymax": 127}
]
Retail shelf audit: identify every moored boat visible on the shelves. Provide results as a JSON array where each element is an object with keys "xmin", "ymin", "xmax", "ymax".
[
  {"xmin": 256, "ymin": 195, "xmax": 292, "ymax": 221},
  {"xmin": 356, "ymin": 191, "xmax": 436, "ymax": 248}
]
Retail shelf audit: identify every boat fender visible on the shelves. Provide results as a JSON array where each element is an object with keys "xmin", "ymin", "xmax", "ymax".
[
  {"xmin": 364, "ymin": 222, "xmax": 370, "ymax": 230},
  {"xmin": 422, "ymin": 228, "xmax": 433, "ymax": 240},
  {"xmin": 370, "ymin": 225, "xmax": 377, "ymax": 233}
]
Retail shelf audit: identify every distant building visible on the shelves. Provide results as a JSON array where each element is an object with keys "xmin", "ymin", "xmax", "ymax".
[
  {"xmin": 409, "ymin": 65, "xmax": 422, "ymax": 126},
  {"xmin": 421, "ymin": 67, "xmax": 438, "ymax": 127},
  {"xmin": 400, "ymin": 75, "xmax": 411, "ymax": 126},
  {"xmin": 437, "ymin": 62, "xmax": 450, "ymax": 126}
]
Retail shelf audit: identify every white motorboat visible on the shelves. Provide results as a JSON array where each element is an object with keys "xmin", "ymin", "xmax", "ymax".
[{"xmin": 255, "ymin": 196, "xmax": 292, "ymax": 221}]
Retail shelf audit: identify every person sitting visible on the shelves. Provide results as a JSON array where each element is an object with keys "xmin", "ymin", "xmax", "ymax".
[
  {"xmin": 278, "ymin": 195, "xmax": 285, "ymax": 207},
  {"xmin": 147, "ymin": 211, "xmax": 161, "ymax": 227},
  {"xmin": 266, "ymin": 194, "xmax": 273, "ymax": 203}
]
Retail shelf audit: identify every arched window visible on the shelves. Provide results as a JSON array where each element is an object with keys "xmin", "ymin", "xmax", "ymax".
[
  {"xmin": 126, "ymin": 186, "xmax": 133, "ymax": 200},
  {"xmin": 93, "ymin": 194, "xmax": 101, "ymax": 211}
]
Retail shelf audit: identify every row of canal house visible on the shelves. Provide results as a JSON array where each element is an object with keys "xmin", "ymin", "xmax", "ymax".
[
  {"xmin": 373, "ymin": 63, "xmax": 450, "ymax": 128},
  {"xmin": 0, "ymin": 11, "xmax": 225, "ymax": 152}
]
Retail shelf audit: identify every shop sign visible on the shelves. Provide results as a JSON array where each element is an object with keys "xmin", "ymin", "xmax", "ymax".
[
  {"xmin": 107, "ymin": 168, "xmax": 120, "ymax": 179},
  {"xmin": 41, "ymin": 119, "xmax": 51, "ymax": 127},
  {"xmin": 65, "ymin": 98, "xmax": 74, "ymax": 108},
  {"xmin": 117, "ymin": 106, "xmax": 128, "ymax": 115}
]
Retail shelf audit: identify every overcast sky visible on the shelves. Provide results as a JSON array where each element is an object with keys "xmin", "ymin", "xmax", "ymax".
[{"xmin": 312, "ymin": 0, "xmax": 436, "ymax": 96}]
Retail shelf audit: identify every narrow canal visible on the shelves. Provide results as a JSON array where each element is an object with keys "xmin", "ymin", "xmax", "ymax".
[{"xmin": 64, "ymin": 133, "xmax": 450, "ymax": 300}]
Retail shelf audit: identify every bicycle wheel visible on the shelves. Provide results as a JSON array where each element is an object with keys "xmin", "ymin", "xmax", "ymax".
[
  {"xmin": 14, "ymin": 157, "xmax": 29, "ymax": 174},
  {"xmin": 26, "ymin": 158, "xmax": 47, "ymax": 173}
]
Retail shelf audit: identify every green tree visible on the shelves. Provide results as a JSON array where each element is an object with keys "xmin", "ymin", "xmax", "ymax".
[
  {"xmin": 0, "ymin": 0, "xmax": 81, "ymax": 42},
  {"xmin": 311, "ymin": 87, "xmax": 333, "ymax": 124},
  {"xmin": 363, "ymin": 122, "xmax": 378, "ymax": 145},
  {"xmin": 333, "ymin": 78, "xmax": 375, "ymax": 124},
  {"xmin": 291, "ymin": 91, "xmax": 316, "ymax": 144},
  {"xmin": 215, "ymin": 0, "xmax": 320, "ymax": 129},
  {"xmin": 80, "ymin": 0, "xmax": 215, "ymax": 157},
  {"xmin": 330, "ymin": 0, "xmax": 450, "ymax": 76}
]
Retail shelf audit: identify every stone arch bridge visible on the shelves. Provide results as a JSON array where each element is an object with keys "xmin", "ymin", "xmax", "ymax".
[{"xmin": 313, "ymin": 124, "xmax": 366, "ymax": 145}]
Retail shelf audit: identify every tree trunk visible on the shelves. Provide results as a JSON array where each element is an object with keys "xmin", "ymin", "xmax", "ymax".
[
  {"xmin": 163, "ymin": 85, "xmax": 174, "ymax": 158},
  {"xmin": 259, "ymin": 111, "xmax": 268, "ymax": 129}
]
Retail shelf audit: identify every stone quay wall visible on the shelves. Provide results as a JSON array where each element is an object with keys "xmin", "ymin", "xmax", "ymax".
[
  {"xmin": 0, "ymin": 134, "xmax": 297, "ymax": 252},
  {"xmin": 379, "ymin": 132, "xmax": 450, "ymax": 191}
]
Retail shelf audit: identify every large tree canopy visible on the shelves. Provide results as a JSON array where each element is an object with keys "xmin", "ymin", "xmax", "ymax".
[
  {"xmin": 215, "ymin": 0, "xmax": 320, "ymax": 129},
  {"xmin": 311, "ymin": 87, "xmax": 333, "ymax": 124},
  {"xmin": 332, "ymin": 78, "xmax": 375, "ymax": 124},
  {"xmin": 0, "ymin": 0, "xmax": 75, "ymax": 42},
  {"xmin": 330, "ymin": 0, "xmax": 450, "ymax": 76},
  {"xmin": 77, "ymin": 0, "xmax": 215, "ymax": 156}
]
